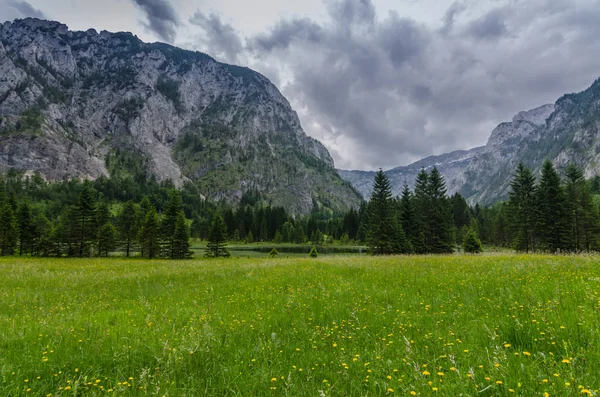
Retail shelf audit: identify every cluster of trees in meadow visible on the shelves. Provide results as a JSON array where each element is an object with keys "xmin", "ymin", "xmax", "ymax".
[
  {"xmin": 362, "ymin": 167, "xmax": 481, "ymax": 255},
  {"xmin": 1, "ymin": 158, "xmax": 599, "ymax": 258},
  {"xmin": 0, "ymin": 178, "xmax": 192, "ymax": 258},
  {"xmin": 362, "ymin": 160, "xmax": 600, "ymax": 255}
]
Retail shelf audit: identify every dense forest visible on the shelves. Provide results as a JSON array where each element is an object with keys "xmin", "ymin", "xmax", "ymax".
[{"xmin": 0, "ymin": 159, "xmax": 599, "ymax": 257}]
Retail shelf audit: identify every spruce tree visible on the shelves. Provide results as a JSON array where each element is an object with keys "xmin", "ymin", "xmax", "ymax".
[
  {"xmin": 16, "ymin": 201, "xmax": 33, "ymax": 256},
  {"xmin": 32, "ymin": 214, "xmax": 52, "ymax": 256},
  {"xmin": 0, "ymin": 202, "xmax": 17, "ymax": 256},
  {"xmin": 117, "ymin": 201, "xmax": 138, "ymax": 257},
  {"xmin": 97, "ymin": 222, "xmax": 118, "ymax": 257},
  {"xmin": 366, "ymin": 170, "xmax": 396, "ymax": 255},
  {"xmin": 412, "ymin": 169, "xmax": 429, "ymax": 253},
  {"xmin": 536, "ymin": 160, "xmax": 570, "ymax": 253},
  {"xmin": 205, "ymin": 214, "xmax": 229, "ymax": 258},
  {"xmin": 398, "ymin": 184, "xmax": 415, "ymax": 253},
  {"xmin": 138, "ymin": 207, "xmax": 160, "ymax": 258},
  {"xmin": 564, "ymin": 164, "xmax": 599, "ymax": 251},
  {"xmin": 161, "ymin": 190, "xmax": 183, "ymax": 258},
  {"xmin": 426, "ymin": 167, "xmax": 454, "ymax": 253},
  {"xmin": 76, "ymin": 181, "xmax": 97, "ymax": 257},
  {"xmin": 172, "ymin": 211, "xmax": 191, "ymax": 259},
  {"xmin": 507, "ymin": 163, "xmax": 538, "ymax": 252}
]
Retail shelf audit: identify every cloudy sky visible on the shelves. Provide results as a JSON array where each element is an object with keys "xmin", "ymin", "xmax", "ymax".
[{"xmin": 2, "ymin": 0, "xmax": 600, "ymax": 170}]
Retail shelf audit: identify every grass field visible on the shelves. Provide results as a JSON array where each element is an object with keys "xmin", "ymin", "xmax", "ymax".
[{"xmin": 1, "ymin": 255, "xmax": 600, "ymax": 396}]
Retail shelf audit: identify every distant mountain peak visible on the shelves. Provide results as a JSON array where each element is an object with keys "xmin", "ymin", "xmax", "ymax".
[{"xmin": 340, "ymin": 78, "xmax": 600, "ymax": 205}]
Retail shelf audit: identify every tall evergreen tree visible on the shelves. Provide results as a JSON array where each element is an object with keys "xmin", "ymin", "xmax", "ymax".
[
  {"xmin": 412, "ymin": 169, "xmax": 429, "ymax": 253},
  {"xmin": 366, "ymin": 170, "xmax": 396, "ymax": 255},
  {"xmin": 97, "ymin": 222, "xmax": 118, "ymax": 257},
  {"xmin": 161, "ymin": 190, "xmax": 183, "ymax": 258},
  {"xmin": 536, "ymin": 160, "xmax": 570, "ymax": 252},
  {"xmin": 138, "ymin": 207, "xmax": 160, "ymax": 258},
  {"xmin": 205, "ymin": 214, "xmax": 229, "ymax": 258},
  {"xmin": 426, "ymin": 167, "xmax": 454, "ymax": 253},
  {"xmin": 0, "ymin": 202, "xmax": 16, "ymax": 256},
  {"xmin": 32, "ymin": 214, "xmax": 53, "ymax": 256},
  {"xmin": 398, "ymin": 184, "xmax": 415, "ymax": 253},
  {"xmin": 75, "ymin": 181, "xmax": 97, "ymax": 257},
  {"xmin": 172, "ymin": 211, "xmax": 191, "ymax": 259},
  {"xmin": 117, "ymin": 201, "xmax": 138, "ymax": 257},
  {"xmin": 564, "ymin": 164, "xmax": 599, "ymax": 251},
  {"xmin": 508, "ymin": 163, "xmax": 538, "ymax": 252},
  {"xmin": 16, "ymin": 201, "xmax": 34, "ymax": 256}
]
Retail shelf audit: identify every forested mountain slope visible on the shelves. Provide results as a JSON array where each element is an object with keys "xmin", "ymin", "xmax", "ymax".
[{"xmin": 0, "ymin": 18, "xmax": 361, "ymax": 214}]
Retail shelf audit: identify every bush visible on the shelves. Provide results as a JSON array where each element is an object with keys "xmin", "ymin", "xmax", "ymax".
[
  {"xmin": 269, "ymin": 248, "xmax": 279, "ymax": 258},
  {"xmin": 309, "ymin": 246, "xmax": 318, "ymax": 258}
]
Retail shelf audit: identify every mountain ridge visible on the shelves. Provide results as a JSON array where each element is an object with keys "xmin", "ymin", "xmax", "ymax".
[
  {"xmin": 0, "ymin": 18, "xmax": 361, "ymax": 214},
  {"xmin": 339, "ymin": 78, "xmax": 600, "ymax": 204}
]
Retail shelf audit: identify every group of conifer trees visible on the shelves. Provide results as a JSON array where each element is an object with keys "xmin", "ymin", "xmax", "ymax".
[
  {"xmin": 365, "ymin": 167, "xmax": 469, "ymax": 255},
  {"xmin": 363, "ymin": 160, "xmax": 600, "ymax": 255},
  {"xmin": 505, "ymin": 160, "xmax": 599, "ymax": 253},
  {"xmin": 0, "ymin": 180, "xmax": 191, "ymax": 258}
]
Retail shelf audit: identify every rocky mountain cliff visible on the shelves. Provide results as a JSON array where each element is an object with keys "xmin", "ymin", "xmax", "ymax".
[
  {"xmin": 340, "ymin": 79, "xmax": 600, "ymax": 205},
  {"xmin": 0, "ymin": 18, "xmax": 361, "ymax": 214}
]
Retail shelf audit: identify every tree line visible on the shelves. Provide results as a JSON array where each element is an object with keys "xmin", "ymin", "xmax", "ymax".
[{"xmin": 1, "ymin": 158, "xmax": 599, "ymax": 257}]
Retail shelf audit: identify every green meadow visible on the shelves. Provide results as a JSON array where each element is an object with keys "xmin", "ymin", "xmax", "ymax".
[{"xmin": 1, "ymin": 255, "xmax": 600, "ymax": 396}]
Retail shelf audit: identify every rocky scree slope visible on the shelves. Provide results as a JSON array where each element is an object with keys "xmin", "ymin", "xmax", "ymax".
[
  {"xmin": 0, "ymin": 18, "xmax": 361, "ymax": 214},
  {"xmin": 340, "ymin": 79, "xmax": 600, "ymax": 205}
]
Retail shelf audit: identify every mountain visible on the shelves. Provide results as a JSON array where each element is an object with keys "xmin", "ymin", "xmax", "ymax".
[
  {"xmin": 339, "ymin": 79, "xmax": 600, "ymax": 205},
  {"xmin": 0, "ymin": 18, "xmax": 361, "ymax": 214}
]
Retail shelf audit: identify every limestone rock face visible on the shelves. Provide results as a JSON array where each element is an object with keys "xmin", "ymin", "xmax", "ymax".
[
  {"xmin": 340, "ymin": 80, "xmax": 600, "ymax": 205},
  {"xmin": 0, "ymin": 18, "xmax": 361, "ymax": 213}
]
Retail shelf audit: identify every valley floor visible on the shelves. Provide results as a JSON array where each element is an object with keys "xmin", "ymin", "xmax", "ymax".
[{"xmin": 0, "ymin": 255, "xmax": 599, "ymax": 395}]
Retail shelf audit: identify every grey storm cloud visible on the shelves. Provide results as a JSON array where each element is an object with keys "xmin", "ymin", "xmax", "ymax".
[
  {"xmin": 466, "ymin": 7, "xmax": 510, "ymax": 40},
  {"xmin": 8, "ymin": 0, "xmax": 46, "ymax": 19},
  {"xmin": 242, "ymin": 0, "xmax": 600, "ymax": 170},
  {"xmin": 189, "ymin": 11, "xmax": 243, "ymax": 64},
  {"xmin": 131, "ymin": 0, "xmax": 179, "ymax": 43},
  {"xmin": 439, "ymin": 1, "xmax": 466, "ymax": 35}
]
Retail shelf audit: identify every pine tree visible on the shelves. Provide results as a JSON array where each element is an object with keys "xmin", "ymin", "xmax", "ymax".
[
  {"xmin": 507, "ymin": 163, "xmax": 538, "ymax": 252},
  {"xmin": 398, "ymin": 184, "xmax": 415, "ymax": 253},
  {"xmin": 172, "ymin": 211, "xmax": 191, "ymax": 259},
  {"xmin": 16, "ymin": 201, "xmax": 33, "ymax": 256},
  {"xmin": 161, "ymin": 190, "xmax": 184, "ymax": 257},
  {"xmin": 32, "ymin": 214, "xmax": 53, "ymax": 256},
  {"xmin": 138, "ymin": 207, "xmax": 160, "ymax": 258},
  {"xmin": 259, "ymin": 217, "xmax": 268, "ymax": 242},
  {"xmin": 463, "ymin": 227, "xmax": 483, "ymax": 253},
  {"xmin": 392, "ymin": 218, "xmax": 410, "ymax": 254},
  {"xmin": 366, "ymin": 170, "xmax": 396, "ymax": 255},
  {"xmin": 564, "ymin": 164, "xmax": 599, "ymax": 251},
  {"xmin": 117, "ymin": 201, "xmax": 138, "ymax": 257},
  {"xmin": 0, "ymin": 202, "xmax": 17, "ymax": 256},
  {"xmin": 536, "ymin": 160, "xmax": 570, "ymax": 253},
  {"xmin": 412, "ymin": 169, "xmax": 429, "ymax": 253},
  {"xmin": 97, "ymin": 222, "xmax": 118, "ymax": 257},
  {"xmin": 75, "ymin": 181, "xmax": 97, "ymax": 257},
  {"xmin": 293, "ymin": 224, "xmax": 305, "ymax": 244},
  {"xmin": 245, "ymin": 230, "xmax": 254, "ymax": 244},
  {"xmin": 426, "ymin": 167, "xmax": 454, "ymax": 254},
  {"xmin": 282, "ymin": 221, "xmax": 294, "ymax": 243},
  {"xmin": 205, "ymin": 214, "xmax": 229, "ymax": 258}
]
